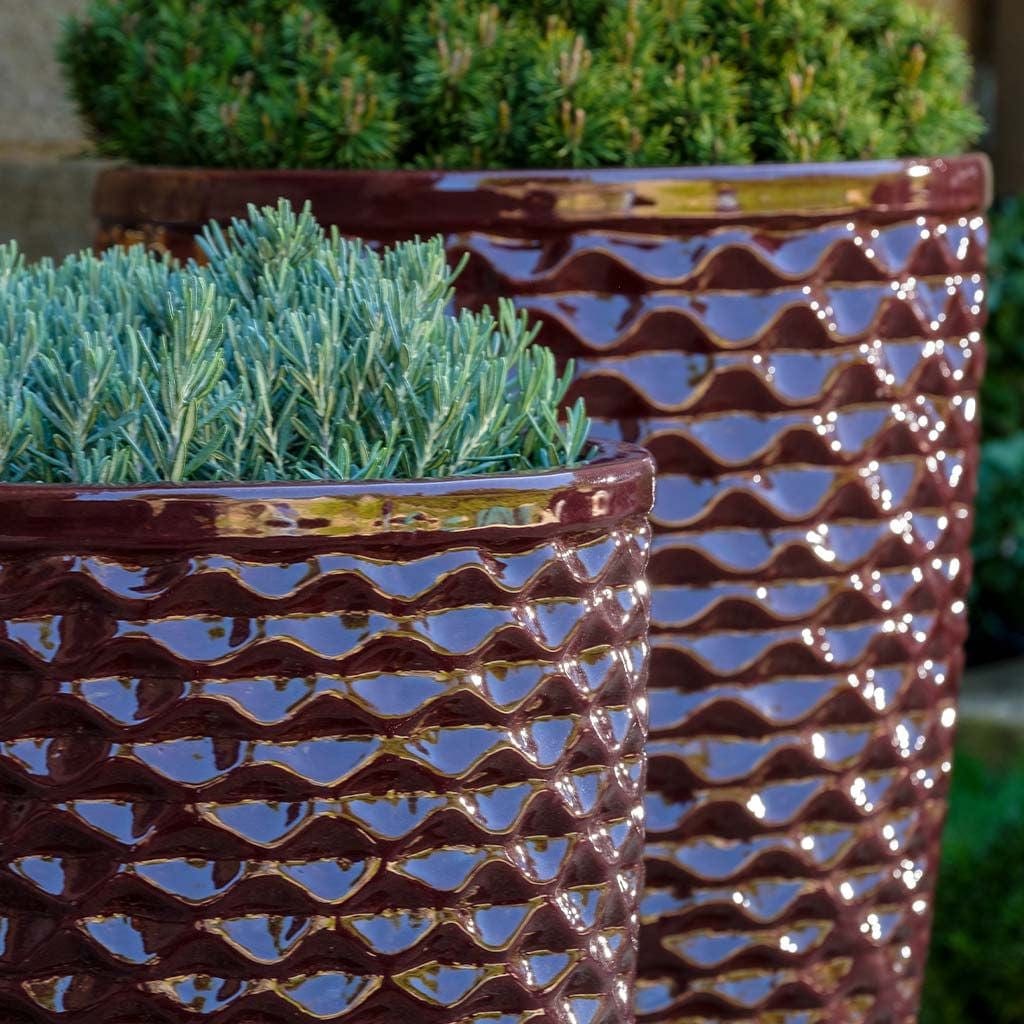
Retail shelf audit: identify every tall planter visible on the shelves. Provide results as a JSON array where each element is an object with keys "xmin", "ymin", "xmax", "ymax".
[
  {"xmin": 0, "ymin": 444, "xmax": 653, "ymax": 1023},
  {"xmin": 93, "ymin": 155, "xmax": 991, "ymax": 1023}
]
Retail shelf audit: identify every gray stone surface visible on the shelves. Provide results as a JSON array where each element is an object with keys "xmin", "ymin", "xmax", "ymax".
[
  {"xmin": 0, "ymin": 0, "xmax": 89, "ymax": 151},
  {"xmin": 0, "ymin": 0, "xmax": 98, "ymax": 259},
  {"xmin": 0, "ymin": 158, "xmax": 111, "ymax": 261},
  {"xmin": 961, "ymin": 656, "xmax": 1024, "ymax": 728}
]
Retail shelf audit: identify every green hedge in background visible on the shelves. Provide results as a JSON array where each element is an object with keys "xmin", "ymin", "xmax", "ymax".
[
  {"xmin": 60, "ymin": 0, "xmax": 981, "ymax": 170},
  {"xmin": 971, "ymin": 200, "xmax": 1024, "ymax": 662},
  {"xmin": 921, "ymin": 747, "xmax": 1024, "ymax": 1024}
]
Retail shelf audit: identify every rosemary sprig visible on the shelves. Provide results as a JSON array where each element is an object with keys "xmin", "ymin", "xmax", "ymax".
[{"xmin": 0, "ymin": 200, "xmax": 592, "ymax": 485}]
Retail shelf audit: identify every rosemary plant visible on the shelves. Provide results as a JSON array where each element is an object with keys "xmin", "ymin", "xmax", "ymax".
[
  {"xmin": 60, "ymin": 0, "xmax": 981, "ymax": 170},
  {"xmin": 0, "ymin": 202, "xmax": 590, "ymax": 485}
]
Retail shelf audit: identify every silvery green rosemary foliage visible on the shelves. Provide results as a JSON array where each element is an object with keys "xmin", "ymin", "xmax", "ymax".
[
  {"xmin": 61, "ymin": 0, "xmax": 981, "ymax": 170},
  {"xmin": 0, "ymin": 202, "xmax": 590, "ymax": 485}
]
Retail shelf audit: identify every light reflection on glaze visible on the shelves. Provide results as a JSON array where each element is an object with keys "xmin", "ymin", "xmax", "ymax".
[
  {"xmin": 453, "ymin": 180, "xmax": 984, "ymax": 1024},
  {"xmin": 88, "ymin": 157, "xmax": 987, "ymax": 1024},
  {"xmin": 0, "ymin": 456, "xmax": 652, "ymax": 1023}
]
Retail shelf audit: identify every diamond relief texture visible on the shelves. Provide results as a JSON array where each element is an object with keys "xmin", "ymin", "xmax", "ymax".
[{"xmin": 0, "ymin": 506, "xmax": 651, "ymax": 1024}]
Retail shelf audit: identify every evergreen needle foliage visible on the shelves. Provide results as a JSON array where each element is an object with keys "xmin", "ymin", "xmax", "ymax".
[
  {"xmin": 0, "ymin": 201, "xmax": 590, "ymax": 485},
  {"xmin": 60, "ymin": 0, "xmax": 982, "ymax": 170}
]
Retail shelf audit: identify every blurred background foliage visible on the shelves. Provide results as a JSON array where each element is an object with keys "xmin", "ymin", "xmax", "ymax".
[
  {"xmin": 921, "ymin": 729, "xmax": 1024, "ymax": 1024},
  {"xmin": 970, "ymin": 200, "xmax": 1024, "ymax": 662},
  {"xmin": 948, "ymin": 199, "xmax": 1024, "ymax": 1022},
  {"xmin": 57, "ymin": 0, "xmax": 981, "ymax": 170}
]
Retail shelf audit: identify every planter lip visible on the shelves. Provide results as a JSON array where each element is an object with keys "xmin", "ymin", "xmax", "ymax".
[
  {"xmin": 94, "ymin": 153, "xmax": 992, "ymax": 230},
  {"xmin": 0, "ymin": 440, "xmax": 654, "ymax": 552}
]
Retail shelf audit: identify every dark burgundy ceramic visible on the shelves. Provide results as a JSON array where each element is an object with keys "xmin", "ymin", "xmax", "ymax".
[
  {"xmin": 93, "ymin": 156, "xmax": 991, "ymax": 1024},
  {"xmin": 0, "ymin": 442, "xmax": 654, "ymax": 1024}
]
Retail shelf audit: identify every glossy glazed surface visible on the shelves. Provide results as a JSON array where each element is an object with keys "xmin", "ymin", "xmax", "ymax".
[
  {"xmin": 94, "ymin": 159, "xmax": 990, "ymax": 257},
  {"xmin": 93, "ymin": 156, "xmax": 990, "ymax": 1024},
  {"xmin": 0, "ymin": 445, "xmax": 654, "ymax": 1023}
]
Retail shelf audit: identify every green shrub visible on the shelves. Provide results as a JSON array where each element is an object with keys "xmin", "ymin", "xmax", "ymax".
[
  {"xmin": 0, "ymin": 201, "xmax": 589, "ymax": 484},
  {"xmin": 968, "ymin": 201, "xmax": 1024, "ymax": 660},
  {"xmin": 60, "ymin": 0, "xmax": 982, "ymax": 170},
  {"xmin": 921, "ymin": 749, "xmax": 1024, "ymax": 1024},
  {"xmin": 971, "ymin": 435, "xmax": 1024, "ymax": 660},
  {"xmin": 979, "ymin": 199, "xmax": 1024, "ymax": 442}
]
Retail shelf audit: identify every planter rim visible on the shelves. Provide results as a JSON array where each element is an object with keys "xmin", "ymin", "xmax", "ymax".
[
  {"xmin": 94, "ymin": 154, "xmax": 992, "ymax": 231},
  {"xmin": 0, "ymin": 440, "xmax": 653, "ymax": 552}
]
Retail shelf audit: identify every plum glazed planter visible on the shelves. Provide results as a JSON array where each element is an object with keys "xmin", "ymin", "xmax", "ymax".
[
  {"xmin": 0, "ymin": 442, "xmax": 654, "ymax": 1024},
  {"xmin": 93, "ymin": 154, "xmax": 991, "ymax": 1024}
]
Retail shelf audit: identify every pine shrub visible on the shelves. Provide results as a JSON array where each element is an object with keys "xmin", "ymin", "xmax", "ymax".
[
  {"xmin": 60, "ymin": 0, "xmax": 982, "ymax": 170},
  {"xmin": 0, "ymin": 201, "xmax": 590, "ymax": 484}
]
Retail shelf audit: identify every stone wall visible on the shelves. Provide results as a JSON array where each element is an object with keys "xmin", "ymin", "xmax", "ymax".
[
  {"xmin": 0, "ymin": 0, "xmax": 87, "ymax": 154},
  {"xmin": 0, "ymin": 0, "xmax": 107, "ymax": 261}
]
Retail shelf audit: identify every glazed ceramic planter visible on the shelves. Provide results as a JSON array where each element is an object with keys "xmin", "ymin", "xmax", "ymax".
[
  {"xmin": 0, "ymin": 443, "xmax": 653, "ymax": 1023},
  {"xmin": 93, "ymin": 155, "xmax": 991, "ymax": 1023}
]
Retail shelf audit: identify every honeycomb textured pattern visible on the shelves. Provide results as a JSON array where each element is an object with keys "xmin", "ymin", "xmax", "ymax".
[
  {"xmin": 454, "ymin": 193, "xmax": 983, "ymax": 1024},
  {"xmin": 453, "ymin": 186, "xmax": 986, "ymax": 1024},
  {"xmin": 91, "ymin": 156, "xmax": 990, "ymax": 1024},
  {"xmin": 0, "ymin": 448, "xmax": 654, "ymax": 1024}
]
